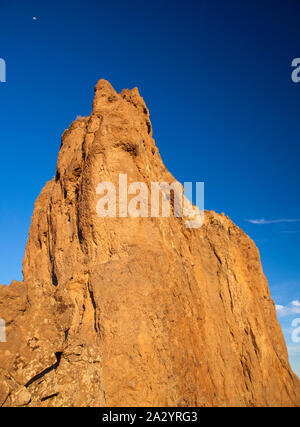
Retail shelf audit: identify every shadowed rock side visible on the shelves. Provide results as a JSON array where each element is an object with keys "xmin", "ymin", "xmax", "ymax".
[{"xmin": 0, "ymin": 80, "xmax": 299, "ymax": 407}]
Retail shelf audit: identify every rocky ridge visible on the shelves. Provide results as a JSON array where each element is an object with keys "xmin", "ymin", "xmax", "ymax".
[{"xmin": 0, "ymin": 80, "xmax": 299, "ymax": 407}]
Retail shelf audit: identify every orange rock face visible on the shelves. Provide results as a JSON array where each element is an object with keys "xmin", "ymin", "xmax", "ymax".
[{"xmin": 0, "ymin": 80, "xmax": 299, "ymax": 407}]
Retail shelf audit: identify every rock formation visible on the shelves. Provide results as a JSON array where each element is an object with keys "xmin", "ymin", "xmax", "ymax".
[{"xmin": 0, "ymin": 80, "xmax": 299, "ymax": 407}]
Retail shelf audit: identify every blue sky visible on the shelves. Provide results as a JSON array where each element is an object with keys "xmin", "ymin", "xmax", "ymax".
[{"xmin": 0, "ymin": 0, "xmax": 299, "ymax": 377}]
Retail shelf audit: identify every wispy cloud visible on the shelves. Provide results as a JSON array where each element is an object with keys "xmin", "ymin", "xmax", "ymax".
[
  {"xmin": 276, "ymin": 300, "xmax": 300, "ymax": 317},
  {"xmin": 246, "ymin": 218, "xmax": 300, "ymax": 225}
]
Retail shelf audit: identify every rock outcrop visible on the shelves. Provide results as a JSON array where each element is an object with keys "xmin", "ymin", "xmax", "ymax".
[{"xmin": 0, "ymin": 80, "xmax": 299, "ymax": 407}]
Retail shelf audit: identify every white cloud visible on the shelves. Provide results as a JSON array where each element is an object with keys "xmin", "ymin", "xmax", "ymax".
[
  {"xmin": 292, "ymin": 300, "xmax": 300, "ymax": 307},
  {"xmin": 275, "ymin": 301, "xmax": 300, "ymax": 317},
  {"xmin": 32, "ymin": 17, "xmax": 37, "ymax": 21},
  {"xmin": 246, "ymin": 218, "xmax": 300, "ymax": 225}
]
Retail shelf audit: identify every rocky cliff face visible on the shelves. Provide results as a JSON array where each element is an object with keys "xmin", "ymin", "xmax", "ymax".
[{"xmin": 0, "ymin": 80, "xmax": 299, "ymax": 407}]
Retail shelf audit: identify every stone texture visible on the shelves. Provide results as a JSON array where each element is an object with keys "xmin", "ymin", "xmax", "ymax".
[{"xmin": 0, "ymin": 80, "xmax": 299, "ymax": 407}]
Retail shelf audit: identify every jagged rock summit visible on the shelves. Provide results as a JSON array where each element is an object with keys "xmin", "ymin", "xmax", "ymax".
[{"xmin": 0, "ymin": 80, "xmax": 299, "ymax": 407}]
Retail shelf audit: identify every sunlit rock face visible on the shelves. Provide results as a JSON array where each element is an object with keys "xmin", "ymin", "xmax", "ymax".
[{"xmin": 0, "ymin": 80, "xmax": 299, "ymax": 407}]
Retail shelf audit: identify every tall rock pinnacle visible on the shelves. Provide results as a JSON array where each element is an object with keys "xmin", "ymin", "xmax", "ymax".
[{"xmin": 0, "ymin": 80, "xmax": 299, "ymax": 407}]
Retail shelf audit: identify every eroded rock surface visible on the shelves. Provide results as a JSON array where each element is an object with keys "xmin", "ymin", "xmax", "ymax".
[{"xmin": 0, "ymin": 80, "xmax": 299, "ymax": 406}]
